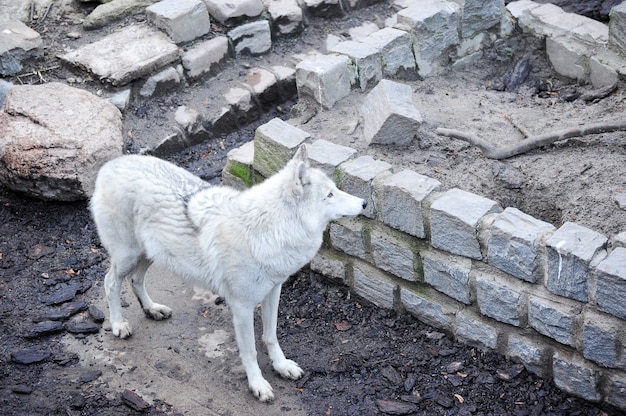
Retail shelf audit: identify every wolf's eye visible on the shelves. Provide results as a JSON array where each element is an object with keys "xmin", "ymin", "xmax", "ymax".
[{"xmin": 327, "ymin": 192, "xmax": 334, "ymax": 198}]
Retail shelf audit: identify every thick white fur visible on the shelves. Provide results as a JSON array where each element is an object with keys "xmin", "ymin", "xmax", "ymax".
[{"xmin": 90, "ymin": 144, "xmax": 366, "ymax": 402}]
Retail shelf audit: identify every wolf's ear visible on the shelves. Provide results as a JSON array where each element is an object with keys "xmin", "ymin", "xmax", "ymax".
[
  {"xmin": 292, "ymin": 144, "xmax": 309, "ymax": 165},
  {"xmin": 292, "ymin": 160, "xmax": 308, "ymax": 198}
]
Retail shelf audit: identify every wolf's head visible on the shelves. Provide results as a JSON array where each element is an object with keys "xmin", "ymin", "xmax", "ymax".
[{"xmin": 288, "ymin": 144, "xmax": 367, "ymax": 222}]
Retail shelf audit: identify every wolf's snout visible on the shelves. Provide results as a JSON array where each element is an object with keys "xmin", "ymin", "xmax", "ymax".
[{"xmin": 362, "ymin": 200, "xmax": 368, "ymax": 209}]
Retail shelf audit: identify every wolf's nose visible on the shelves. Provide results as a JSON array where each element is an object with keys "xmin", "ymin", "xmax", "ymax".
[{"xmin": 362, "ymin": 200, "xmax": 368, "ymax": 209}]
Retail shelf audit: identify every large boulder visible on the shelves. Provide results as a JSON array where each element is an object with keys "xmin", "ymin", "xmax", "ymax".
[{"xmin": 0, "ymin": 82, "xmax": 124, "ymax": 201}]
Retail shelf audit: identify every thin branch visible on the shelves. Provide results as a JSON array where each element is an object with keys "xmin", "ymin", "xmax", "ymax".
[{"xmin": 436, "ymin": 120, "xmax": 626, "ymax": 159}]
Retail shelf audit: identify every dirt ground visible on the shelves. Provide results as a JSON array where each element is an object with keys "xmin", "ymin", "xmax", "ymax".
[{"xmin": 1, "ymin": 0, "xmax": 626, "ymax": 415}]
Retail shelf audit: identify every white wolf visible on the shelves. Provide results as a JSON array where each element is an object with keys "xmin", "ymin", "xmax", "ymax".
[{"xmin": 90, "ymin": 144, "xmax": 367, "ymax": 402}]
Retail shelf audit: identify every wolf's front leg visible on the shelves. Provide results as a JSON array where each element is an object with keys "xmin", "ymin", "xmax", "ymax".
[
  {"xmin": 262, "ymin": 284, "xmax": 304, "ymax": 380},
  {"xmin": 230, "ymin": 301, "xmax": 274, "ymax": 402}
]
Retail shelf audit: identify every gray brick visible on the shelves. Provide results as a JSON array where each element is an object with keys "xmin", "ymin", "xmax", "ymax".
[
  {"xmin": 371, "ymin": 228, "xmax": 417, "ymax": 282},
  {"xmin": 364, "ymin": 28, "xmax": 416, "ymax": 78},
  {"xmin": 423, "ymin": 249, "xmax": 472, "ymax": 304},
  {"xmin": 401, "ymin": 286, "xmax": 461, "ymax": 332},
  {"xmin": 507, "ymin": 334, "xmax": 550, "ymax": 378},
  {"xmin": 310, "ymin": 250, "xmax": 347, "ymax": 284},
  {"xmin": 583, "ymin": 311, "xmax": 623, "ymax": 368},
  {"xmin": 146, "ymin": 0, "xmax": 210, "ymax": 44},
  {"xmin": 337, "ymin": 156, "xmax": 392, "ymax": 219},
  {"xmin": 430, "ymin": 188, "xmax": 502, "ymax": 260},
  {"xmin": 296, "ymin": 54, "xmax": 354, "ymax": 109},
  {"xmin": 545, "ymin": 221, "xmax": 607, "ymax": 302},
  {"xmin": 252, "ymin": 118, "xmax": 310, "ymax": 177},
  {"xmin": 377, "ymin": 170, "xmax": 441, "ymax": 238},
  {"xmin": 553, "ymin": 352, "xmax": 602, "ymax": 402},
  {"xmin": 307, "ymin": 139, "xmax": 357, "ymax": 177},
  {"xmin": 487, "ymin": 207, "xmax": 555, "ymax": 283},
  {"xmin": 476, "ymin": 270, "xmax": 526, "ymax": 327},
  {"xmin": 329, "ymin": 218, "xmax": 368, "ymax": 260},
  {"xmin": 329, "ymin": 40, "xmax": 382, "ymax": 91},
  {"xmin": 455, "ymin": 309, "xmax": 498, "ymax": 351},
  {"xmin": 353, "ymin": 263, "xmax": 396, "ymax": 309},
  {"xmin": 606, "ymin": 373, "xmax": 626, "ymax": 410},
  {"xmin": 596, "ymin": 247, "xmax": 626, "ymax": 319},
  {"xmin": 528, "ymin": 295, "xmax": 581, "ymax": 347}
]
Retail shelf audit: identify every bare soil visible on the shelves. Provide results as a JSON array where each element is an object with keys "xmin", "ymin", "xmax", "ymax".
[{"xmin": 1, "ymin": 0, "xmax": 625, "ymax": 415}]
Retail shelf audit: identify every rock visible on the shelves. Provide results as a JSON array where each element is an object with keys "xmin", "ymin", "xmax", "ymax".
[
  {"xmin": 228, "ymin": 20, "xmax": 272, "ymax": 55},
  {"xmin": 34, "ymin": 300, "xmax": 90, "ymax": 322},
  {"xmin": 44, "ymin": 283, "xmax": 80, "ymax": 306},
  {"xmin": 121, "ymin": 388, "xmax": 151, "ymax": 412},
  {"xmin": 146, "ymin": 0, "xmax": 211, "ymax": 44},
  {"xmin": 0, "ymin": 78, "xmax": 12, "ymax": 106},
  {"xmin": 204, "ymin": 0, "xmax": 263, "ymax": 26},
  {"xmin": 376, "ymin": 399, "xmax": 418, "ymax": 415},
  {"xmin": 0, "ymin": 17, "xmax": 42, "ymax": 76},
  {"xmin": 295, "ymin": 54, "xmax": 353, "ymax": 109},
  {"xmin": 0, "ymin": 82, "xmax": 124, "ymax": 201},
  {"xmin": 65, "ymin": 320, "xmax": 100, "ymax": 334},
  {"xmin": 504, "ymin": 58, "xmax": 531, "ymax": 91},
  {"xmin": 139, "ymin": 66, "xmax": 181, "ymax": 97},
  {"xmin": 107, "ymin": 89, "xmax": 131, "ymax": 111},
  {"xmin": 182, "ymin": 36, "xmax": 230, "ymax": 79},
  {"xmin": 268, "ymin": 0, "xmax": 304, "ymax": 36},
  {"xmin": 25, "ymin": 321, "xmax": 65, "ymax": 338},
  {"xmin": 83, "ymin": 0, "xmax": 160, "ymax": 30},
  {"xmin": 11, "ymin": 349, "xmax": 51, "ymax": 364},
  {"xmin": 88, "ymin": 305, "xmax": 106, "ymax": 323}
]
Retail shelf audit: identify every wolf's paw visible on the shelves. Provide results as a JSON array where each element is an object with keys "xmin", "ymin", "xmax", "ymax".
[
  {"xmin": 249, "ymin": 377, "xmax": 274, "ymax": 402},
  {"xmin": 145, "ymin": 304, "xmax": 172, "ymax": 321},
  {"xmin": 112, "ymin": 321, "xmax": 132, "ymax": 339},
  {"xmin": 274, "ymin": 359, "xmax": 304, "ymax": 380}
]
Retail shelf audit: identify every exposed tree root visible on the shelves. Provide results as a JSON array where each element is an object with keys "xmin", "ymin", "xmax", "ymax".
[{"xmin": 435, "ymin": 120, "xmax": 626, "ymax": 159}]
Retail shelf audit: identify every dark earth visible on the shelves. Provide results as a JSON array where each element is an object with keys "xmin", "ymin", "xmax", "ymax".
[{"xmin": 1, "ymin": 0, "xmax": 626, "ymax": 415}]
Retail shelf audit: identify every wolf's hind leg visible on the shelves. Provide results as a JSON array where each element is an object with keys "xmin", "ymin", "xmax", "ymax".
[
  {"xmin": 104, "ymin": 260, "xmax": 133, "ymax": 339},
  {"xmin": 130, "ymin": 257, "xmax": 172, "ymax": 321}
]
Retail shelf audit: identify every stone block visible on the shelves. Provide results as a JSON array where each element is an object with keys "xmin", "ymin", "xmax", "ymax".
[
  {"xmin": 307, "ymin": 140, "xmax": 357, "ymax": 177},
  {"xmin": 364, "ymin": 28, "xmax": 416, "ymax": 78},
  {"xmin": 583, "ymin": 311, "xmax": 623, "ymax": 368},
  {"xmin": 546, "ymin": 36, "xmax": 591, "ymax": 81},
  {"xmin": 0, "ymin": 17, "xmax": 42, "ymax": 76},
  {"xmin": 268, "ymin": 0, "xmax": 303, "ymax": 36},
  {"xmin": 146, "ymin": 0, "xmax": 210, "ymax": 44},
  {"xmin": 270, "ymin": 65, "xmax": 297, "ymax": 100},
  {"xmin": 252, "ymin": 118, "xmax": 310, "ymax": 177},
  {"xmin": 475, "ymin": 270, "xmax": 526, "ymax": 327},
  {"xmin": 310, "ymin": 249, "xmax": 347, "ymax": 284},
  {"xmin": 459, "ymin": 0, "xmax": 504, "ymax": 38},
  {"xmin": 401, "ymin": 286, "xmax": 461, "ymax": 332},
  {"xmin": 329, "ymin": 218, "xmax": 368, "ymax": 260},
  {"xmin": 371, "ymin": 228, "xmax": 417, "ymax": 282},
  {"xmin": 596, "ymin": 247, "xmax": 626, "ymax": 319},
  {"xmin": 528, "ymin": 295, "xmax": 580, "ymax": 347},
  {"xmin": 606, "ymin": 373, "xmax": 626, "ymax": 410},
  {"xmin": 455, "ymin": 309, "xmax": 498, "ymax": 351},
  {"xmin": 360, "ymin": 80, "xmax": 423, "ymax": 146},
  {"xmin": 553, "ymin": 352, "xmax": 602, "ymax": 402},
  {"xmin": 139, "ymin": 66, "xmax": 181, "ymax": 97},
  {"xmin": 430, "ymin": 188, "xmax": 502, "ymax": 260},
  {"xmin": 204, "ymin": 0, "xmax": 263, "ymax": 25},
  {"xmin": 422, "ymin": 249, "xmax": 472, "ymax": 304},
  {"xmin": 60, "ymin": 24, "xmax": 179, "ymax": 86},
  {"xmin": 244, "ymin": 67, "xmax": 277, "ymax": 105},
  {"xmin": 348, "ymin": 22, "xmax": 380, "ymax": 42},
  {"xmin": 517, "ymin": 3, "xmax": 573, "ymax": 38},
  {"xmin": 612, "ymin": 231, "xmax": 626, "ymax": 249},
  {"xmin": 609, "ymin": 2, "xmax": 626, "ymax": 54},
  {"xmin": 377, "ymin": 170, "xmax": 441, "ymax": 238},
  {"xmin": 296, "ymin": 54, "xmax": 353, "ymax": 109},
  {"xmin": 589, "ymin": 54, "xmax": 619, "ymax": 89},
  {"xmin": 545, "ymin": 222, "xmax": 607, "ymax": 302},
  {"xmin": 353, "ymin": 263, "xmax": 396, "ymax": 309},
  {"xmin": 507, "ymin": 334, "xmax": 550, "ymax": 378},
  {"xmin": 303, "ymin": 0, "xmax": 343, "ymax": 18},
  {"xmin": 229, "ymin": 20, "xmax": 272, "ymax": 56},
  {"xmin": 182, "ymin": 36, "xmax": 230, "ymax": 78},
  {"xmin": 329, "ymin": 40, "xmax": 382, "ymax": 91},
  {"xmin": 505, "ymin": 0, "xmax": 540, "ymax": 20},
  {"xmin": 222, "ymin": 141, "xmax": 258, "ymax": 189},
  {"xmin": 397, "ymin": 0, "xmax": 460, "ymax": 77},
  {"xmin": 337, "ymin": 156, "xmax": 392, "ymax": 219},
  {"xmin": 487, "ymin": 207, "xmax": 555, "ymax": 283}
]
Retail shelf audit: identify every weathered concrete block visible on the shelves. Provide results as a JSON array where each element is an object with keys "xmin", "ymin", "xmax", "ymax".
[
  {"xmin": 222, "ymin": 141, "xmax": 257, "ymax": 189},
  {"xmin": 360, "ymin": 80, "xmax": 423, "ymax": 146},
  {"xmin": 401, "ymin": 286, "xmax": 461, "ymax": 332},
  {"xmin": 459, "ymin": 0, "xmax": 504, "ymax": 38},
  {"xmin": 546, "ymin": 36, "xmax": 591, "ymax": 81},
  {"xmin": 397, "ymin": 0, "xmax": 460, "ymax": 77},
  {"xmin": 252, "ymin": 118, "xmax": 310, "ymax": 177},
  {"xmin": 583, "ymin": 311, "xmax": 623, "ymax": 368},
  {"xmin": 310, "ymin": 249, "xmax": 347, "ymax": 284},
  {"xmin": 329, "ymin": 218, "xmax": 368, "ymax": 260},
  {"xmin": 204, "ymin": 0, "xmax": 263, "ymax": 25},
  {"xmin": 596, "ymin": 247, "xmax": 626, "ymax": 319},
  {"xmin": 0, "ymin": 17, "xmax": 42, "ymax": 76},
  {"xmin": 146, "ymin": 0, "xmax": 210, "ymax": 44},
  {"xmin": 507, "ymin": 334, "xmax": 550, "ymax": 378},
  {"xmin": 487, "ymin": 207, "xmax": 555, "ymax": 283},
  {"xmin": 337, "ymin": 156, "xmax": 392, "ymax": 219},
  {"xmin": 329, "ymin": 40, "xmax": 382, "ymax": 91},
  {"xmin": 545, "ymin": 221, "xmax": 607, "ymax": 302},
  {"xmin": 60, "ymin": 24, "xmax": 179, "ymax": 86},
  {"xmin": 475, "ymin": 270, "xmax": 526, "ymax": 327},
  {"xmin": 364, "ymin": 28, "xmax": 416, "ymax": 78},
  {"xmin": 182, "ymin": 36, "xmax": 230, "ymax": 78},
  {"xmin": 455, "ymin": 309, "xmax": 498, "ymax": 351},
  {"xmin": 377, "ymin": 170, "xmax": 441, "ymax": 238},
  {"xmin": 430, "ymin": 188, "xmax": 502, "ymax": 260},
  {"xmin": 229, "ymin": 20, "xmax": 272, "ymax": 56},
  {"xmin": 371, "ymin": 228, "xmax": 417, "ymax": 282},
  {"xmin": 422, "ymin": 249, "xmax": 472, "ymax": 304},
  {"xmin": 609, "ymin": 2, "xmax": 626, "ymax": 54},
  {"xmin": 553, "ymin": 352, "xmax": 602, "ymax": 402},
  {"xmin": 353, "ymin": 263, "xmax": 396, "ymax": 309},
  {"xmin": 307, "ymin": 139, "xmax": 357, "ymax": 177},
  {"xmin": 268, "ymin": 0, "xmax": 303, "ymax": 36},
  {"xmin": 296, "ymin": 54, "xmax": 353, "ymax": 109},
  {"xmin": 528, "ymin": 295, "xmax": 580, "ymax": 347}
]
